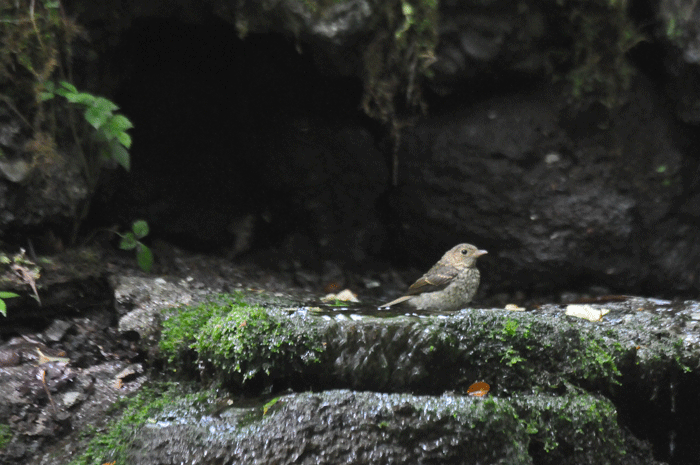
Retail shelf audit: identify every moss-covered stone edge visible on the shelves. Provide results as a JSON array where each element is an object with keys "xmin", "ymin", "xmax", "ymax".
[
  {"xmin": 159, "ymin": 292, "xmax": 326, "ymax": 386},
  {"xmin": 423, "ymin": 309, "xmax": 692, "ymax": 396},
  {"xmin": 76, "ymin": 387, "xmax": 632, "ymax": 464},
  {"xmin": 158, "ymin": 295, "xmax": 693, "ymax": 397},
  {"xmin": 68, "ymin": 382, "xmax": 215, "ymax": 465}
]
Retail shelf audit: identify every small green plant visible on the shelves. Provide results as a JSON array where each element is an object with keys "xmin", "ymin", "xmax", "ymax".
[
  {"xmin": 116, "ymin": 220, "xmax": 153, "ymax": 273},
  {"xmin": 501, "ymin": 347, "xmax": 526, "ymax": 367},
  {"xmin": 0, "ymin": 249, "xmax": 41, "ymax": 305},
  {"xmin": 503, "ymin": 319, "xmax": 520, "ymax": 338},
  {"xmin": 262, "ymin": 397, "xmax": 280, "ymax": 416},
  {"xmin": 0, "ymin": 423, "xmax": 12, "ymax": 449},
  {"xmin": 40, "ymin": 81, "xmax": 133, "ymax": 171},
  {"xmin": 0, "ymin": 291, "xmax": 20, "ymax": 317}
]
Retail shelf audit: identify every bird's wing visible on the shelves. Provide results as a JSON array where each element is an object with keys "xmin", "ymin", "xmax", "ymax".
[{"xmin": 405, "ymin": 265, "xmax": 458, "ymax": 296}]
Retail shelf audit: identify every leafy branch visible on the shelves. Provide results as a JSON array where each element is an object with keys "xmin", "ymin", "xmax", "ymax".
[{"xmin": 40, "ymin": 80, "xmax": 133, "ymax": 174}]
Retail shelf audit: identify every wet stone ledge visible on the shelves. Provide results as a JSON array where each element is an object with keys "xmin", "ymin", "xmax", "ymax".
[
  {"xmin": 161, "ymin": 297, "xmax": 699, "ymax": 396},
  {"xmin": 138, "ymin": 294, "xmax": 700, "ymax": 464},
  {"xmin": 124, "ymin": 389, "xmax": 657, "ymax": 465}
]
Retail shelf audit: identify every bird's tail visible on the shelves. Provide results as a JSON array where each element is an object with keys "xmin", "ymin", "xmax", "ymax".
[{"xmin": 379, "ymin": 295, "xmax": 413, "ymax": 308}]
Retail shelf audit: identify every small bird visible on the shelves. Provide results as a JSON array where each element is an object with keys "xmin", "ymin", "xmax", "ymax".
[{"xmin": 380, "ymin": 243, "xmax": 487, "ymax": 312}]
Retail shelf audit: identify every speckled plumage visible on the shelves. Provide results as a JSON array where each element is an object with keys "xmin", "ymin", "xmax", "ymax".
[{"xmin": 381, "ymin": 243, "xmax": 487, "ymax": 312}]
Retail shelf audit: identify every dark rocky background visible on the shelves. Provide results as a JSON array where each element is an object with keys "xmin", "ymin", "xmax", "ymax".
[{"xmin": 2, "ymin": 0, "xmax": 700, "ymax": 302}]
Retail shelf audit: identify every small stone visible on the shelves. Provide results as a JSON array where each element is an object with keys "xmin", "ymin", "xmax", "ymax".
[
  {"xmin": 62, "ymin": 391, "xmax": 82, "ymax": 409},
  {"xmin": 544, "ymin": 152, "xmax": 561, "ymax": 164},
  {"xmin": 43, "ymin": 320, "xmax": 72, "ymax": 342}
]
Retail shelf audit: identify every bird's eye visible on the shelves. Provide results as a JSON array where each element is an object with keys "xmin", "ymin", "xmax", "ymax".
[{"xmin": 461, "ymin": 249, "xmax": 468, "ymax": 255}]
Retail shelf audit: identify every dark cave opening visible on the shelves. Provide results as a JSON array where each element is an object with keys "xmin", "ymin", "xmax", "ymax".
[{"xmin": 87, "ymin": 18, "xmax": 370, "ymax": 254}]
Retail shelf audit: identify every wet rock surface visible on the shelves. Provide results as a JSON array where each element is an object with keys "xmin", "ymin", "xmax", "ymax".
[
  {"xmin": 159, "ymin": 294, "xmax": 698, "ymax": 464},
  {"xmin": 125, "ymin": 390, "xmax": 657, "ymax": 465},
  {"xmin": 0, "ymin": 246, "xmax": 699, "ymax": 464}
]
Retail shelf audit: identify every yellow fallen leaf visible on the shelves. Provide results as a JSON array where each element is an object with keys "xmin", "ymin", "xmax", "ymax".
[
  {"xmin": 321, "ymin": 289, "xmax": 359, "ymax": 302},
  {"xmin": 565, "ymin": 304, "xmax": 610, "ymax": 322}
]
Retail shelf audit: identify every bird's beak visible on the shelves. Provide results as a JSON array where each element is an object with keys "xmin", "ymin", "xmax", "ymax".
[{"xmin": 473, "ymin": 249, "xmax": 488, "ymax": 257}]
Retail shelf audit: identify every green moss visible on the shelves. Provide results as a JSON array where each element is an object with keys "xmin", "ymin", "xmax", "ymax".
[
  {"xmin": 159, "ymin": 292, "xmax": 325, "ymax": 386},
  {"xmin": 665, "ymin": 16, "xmax": 684, "ymax": 43},
  {"xmin": 70, "ymin": 383, "xmax": 215, "ymax": 465},
  {"xmin": 503, "ymin": 318, "xmax": 519, "ymax": 337},
  {"xmin": 0, "ymin": 1, "xmax": 79, "ymax": 156},
  {"xmin": 575, "ymin": 335, "xmax": 622, "ymax": 384},
  {"xmin": 158, "ymin": 293, "xmax": 245, "ymax": 365},
  {"xmin": 673, "ymin": 338, "xmax": 692, "ymax": 373},
  {"xmin": 194, "ymin": 305, "xmax": 325, "ymax": 384},
  {"xmin": 102, "ymin": 389, "xmax": 637, "ymax": 463},
  {"xmin": 428, "ymin": 311, "xmax": 626, "ymax": 393},
  {"xmin": 662, "ymin": 1, "xmax": 697, "ymax": 45},
  {"xmin": 162, "ymin": 299, "xmax": 692, "ymax": 398},
  {"xmin": 0, "ymin": 423, "xmax": 12, "ymax": 449},
  {"xmin": 552, "ymin": 0, "xmax": 644, "ymax": 109},
  {"xmin": 0, "ymin": 1, "xmax": 67, "ymax": 83},
  {"xmin": 361, "ymin": 0, "xmax": 438, "ymax": 146},
  {"xmin": 501, "ymin": 346, "xmax": 527, "ymax": 367},
  {"xmin": 412, "ymin": 392, "xmax": 627, "ymax": 462},
  {"xmin": 514, "ymin": 394, "xmax": 626, "ymax": 460}
]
